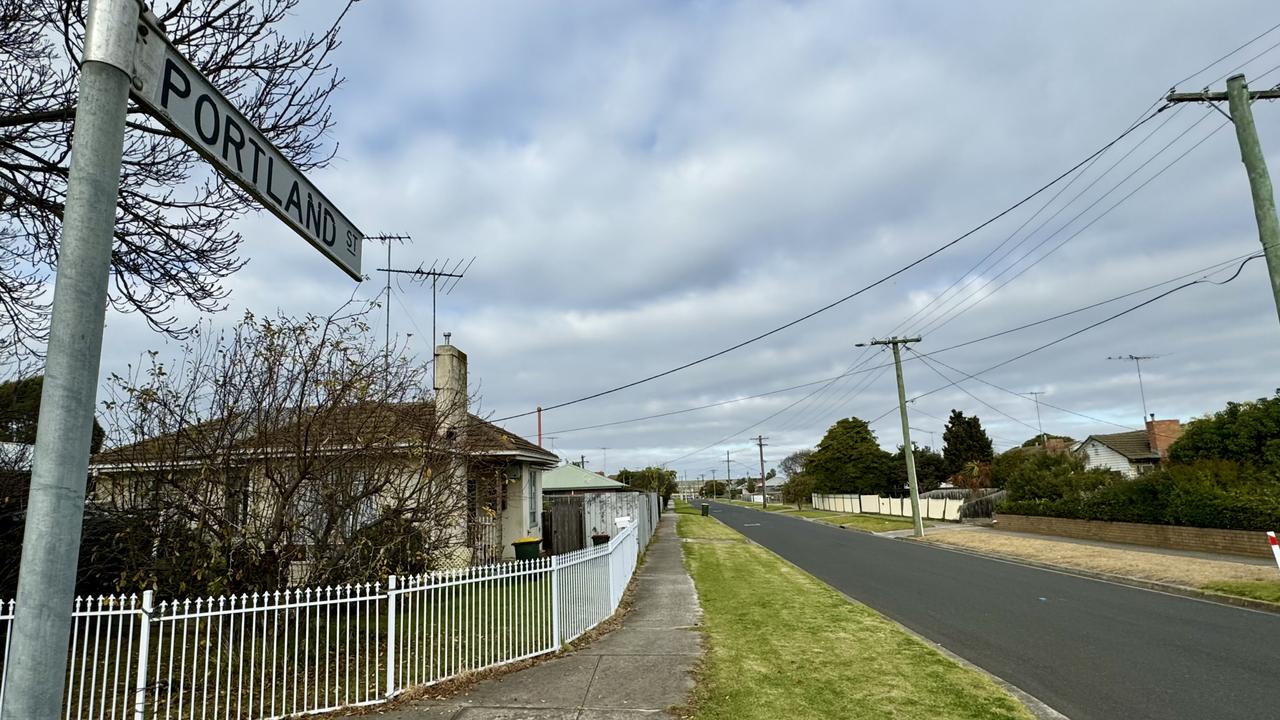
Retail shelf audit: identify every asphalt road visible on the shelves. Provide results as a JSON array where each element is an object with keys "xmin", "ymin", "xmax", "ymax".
[{"xmin": 706, "ymin": 502, "xmax": 1279, "ymax": 720}]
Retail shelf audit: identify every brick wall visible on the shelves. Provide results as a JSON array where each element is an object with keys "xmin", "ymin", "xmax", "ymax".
[{"xmin": 994, "ymin": 514, "xmax": 1273, "ymax": 559}]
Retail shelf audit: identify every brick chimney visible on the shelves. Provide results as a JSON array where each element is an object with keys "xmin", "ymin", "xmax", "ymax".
[
  {"xmin": 433, "ymin": 339, "xmax": 469, "ymax": 564},
  {"xmin": 1145, "ymin": 416, "xmax": 1183, "ymax": 459}
]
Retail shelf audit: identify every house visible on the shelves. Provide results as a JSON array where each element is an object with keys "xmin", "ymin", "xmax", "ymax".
[
  {"xmin": 89, "ymin": 343, "xmax": 558, "ymax": 568},
  {"xmin": 1079, "ymin": 417, "xmax": 1183, "ymax": 479},
  {"xmin": 542, "ymin": 463, "xmax": 629, "ymax": 494}
]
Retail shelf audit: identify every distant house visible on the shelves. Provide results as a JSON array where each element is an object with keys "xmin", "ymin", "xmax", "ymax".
[
  {"xmin": 1079, "ymin": 417, "xmax": 1183, "ymax": 479},
  {"xmin": 542, "ymin": 463, "xmax": 629, "ymax": 494}
]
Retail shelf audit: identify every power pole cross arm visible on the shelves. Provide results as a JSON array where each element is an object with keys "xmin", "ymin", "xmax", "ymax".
[{"xmin": 1166, "ymin": 88, "xmax": 1280, "ymax": 103}]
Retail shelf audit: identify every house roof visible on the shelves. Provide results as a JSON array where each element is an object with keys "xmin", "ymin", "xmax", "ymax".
[
  {"xmin": 91, "ymin": 401, "xmax": 558, "ymax": 469},
  {"xmin": 542, "ymin": 464, "xmax": 629, "ymax": 492},
  {"xmin": 1084, "ymin": 430, "xmax": 1158, "ymax": 462}
]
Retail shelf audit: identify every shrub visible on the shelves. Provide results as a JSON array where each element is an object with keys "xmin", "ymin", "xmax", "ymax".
[
  {"xmin": 781, "ymin": 474, "xmax": 814, "ymax": 510},
  {"xmin": 1168, "ymin": 392, "xmax": 1280, "ymax": 468},
  {"xmin": 997, "ymin": 460, "xmax": 1280, "ymax": 531},
  {"xmin": 999, "ymin": 451, "xmax": 1118, "ymax": 501}
]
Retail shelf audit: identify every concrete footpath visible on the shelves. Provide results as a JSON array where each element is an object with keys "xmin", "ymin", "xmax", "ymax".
[{"xmin": 378, "ymin": 515, "xmax": 701, "ymax": 719}]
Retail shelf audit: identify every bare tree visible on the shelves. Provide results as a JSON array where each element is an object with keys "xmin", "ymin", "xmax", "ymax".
[
  {"xmin": 95, "ymin": 300, "xmax": 480, "ymax": 595},
  {"xmin": 0, "ymin": 0, "xmax": 357, "ymax": 369}
]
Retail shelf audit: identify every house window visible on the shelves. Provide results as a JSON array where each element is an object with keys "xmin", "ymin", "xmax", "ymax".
[{"xmin": 527, "ymin": 469, "xmax": 540, "ymax": 530}]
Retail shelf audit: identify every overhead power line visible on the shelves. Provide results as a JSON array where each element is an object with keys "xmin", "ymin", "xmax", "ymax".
[
  {"xmin": 870, "ymin": 253, "xmax": 1264, "ymax": 423},
  {"xmin": 909, "ymin": 105, "xmax": 1203, "ymax": 338},
  {"xmin": 1170, "ymin": 19, "xmax": 1280, "ymax": 88},
  {"xmin": 552, "ymin": 245, "xmax": 1268, "ymax": 442},
  {"xmin": 547, "ymin": 33, "xmax": 1280, "ymax": 462},
  {"xmin": 908, "ymin": 349, "xmax": 1042, "ymax": 435},
  {"xmin": 492, "ymin": 108, "xmax": 1169, "ymax": 424}
]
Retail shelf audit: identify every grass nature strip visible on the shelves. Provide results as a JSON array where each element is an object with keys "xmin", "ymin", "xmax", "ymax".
[
  {"xmin": 721, "ymin": 499, "xmax": 934, "ymax": 532},
  {"xmin": 921, "ymin": 531, "xmax": 1280, "ymax": 607},
  {"xmin": 816, "ymin": 513, "xmax": 923, "ymax": 533},
  {"xmin": 673, "ymin": 503, "xmax": 1033, "ymax": 720}
]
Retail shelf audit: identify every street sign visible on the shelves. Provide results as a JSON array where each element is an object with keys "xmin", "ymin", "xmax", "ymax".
[{"xmin": 130, "ymin": 14, "xmax": 363, "ymax": 279}]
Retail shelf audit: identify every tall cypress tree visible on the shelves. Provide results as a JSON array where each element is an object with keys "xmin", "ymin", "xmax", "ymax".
[
  {"xmin": 806, "ymin": 417, "xmax": 896, "ymax": 495},
  {"xmin": 942, "ymin": 410, "xmax": 993, "ymax": 477}
]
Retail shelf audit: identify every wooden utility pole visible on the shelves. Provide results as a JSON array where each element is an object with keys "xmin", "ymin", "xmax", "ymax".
[
  {"xmin": 725, "ymin": 450, "xmax": 732, "ymax": 501},
  {"xmin": 860, "ymin": 337, "xmax": 924, "ymax": 537},
  {"xmin": 1168, "ymin": 75, "xmax": 1280, "ymax": 325},
  {"xmin": 756, "ymin": 435, "xmax": 768, "ymax": 510}
]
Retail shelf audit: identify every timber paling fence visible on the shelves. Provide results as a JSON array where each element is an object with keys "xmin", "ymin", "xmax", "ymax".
[{"xmin": 0, "ymin": 513, "xmax": 654, "ymax": 720}]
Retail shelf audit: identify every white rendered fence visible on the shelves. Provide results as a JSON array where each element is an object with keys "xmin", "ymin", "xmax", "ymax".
[
  {"xmin": 0, "ymin": 517, "xmax": 648, "ymax": 720},
  {"xmin": 810, "ymin": 493, "xmax": 962, "ymax": 521}
]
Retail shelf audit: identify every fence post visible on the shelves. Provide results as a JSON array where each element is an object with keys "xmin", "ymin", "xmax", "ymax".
[
  {"xmin": 132, "ymin": 590, "xmax": 153, "ymax": 720},
  {"xmin": 550, "ymin": 556, "xmax": 561, "ymax": 647},
  {"xmin": 385, "ymin": 575, "xmax": 397, "ymax": 698}
]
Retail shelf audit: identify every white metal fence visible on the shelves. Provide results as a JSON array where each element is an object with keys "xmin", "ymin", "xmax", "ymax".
[
  {"xmin": 0, "ymin": 516, "xmax": 652, "ymax": 720},
  {"xmin": 810, "ymin": 493, "xmax": 962, "ymax": 521}
]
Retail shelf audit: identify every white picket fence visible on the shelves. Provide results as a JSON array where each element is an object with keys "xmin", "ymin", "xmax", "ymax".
[
  {"xmin": 0, "ymin": 516, "xmax": 652, "ymax": 719},
  {"xmin": 810, "ymin": 493, "xmax": 962, "ymax": 521}
]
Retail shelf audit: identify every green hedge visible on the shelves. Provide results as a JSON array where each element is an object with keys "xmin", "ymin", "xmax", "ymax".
[{"xmin": 997, "ymin": 461, "xmax": 1280, "ymax": 532}]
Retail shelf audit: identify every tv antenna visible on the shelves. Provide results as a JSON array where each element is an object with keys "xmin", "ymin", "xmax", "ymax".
[
  {"xmin": 370, "ymin": 233, "xmax": 412, "ymax": 370},
  {"xmin": 376, "ymin": 256, "xmax": 475, "ymax": 350},
  {"xmin": 1107, "ymin": 354, "xmax": 1161, "ymax": 422}
]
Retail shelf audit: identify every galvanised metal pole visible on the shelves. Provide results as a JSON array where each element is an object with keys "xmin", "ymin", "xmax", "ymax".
[{"xmin": 1, "ymin": 1, "xmax": 138, "ymax": 717}]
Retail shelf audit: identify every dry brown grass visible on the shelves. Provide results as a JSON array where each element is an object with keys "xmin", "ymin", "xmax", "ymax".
[{"xmin": 922, "ymin": 530, "xmax": 1277, "ymax": 588}]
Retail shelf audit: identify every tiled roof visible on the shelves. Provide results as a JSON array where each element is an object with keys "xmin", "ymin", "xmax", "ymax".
[
  {"xmin": 92, "ymin": 401, "xmax": 557, "ymax": 467},
  {"xmin": 1086, "ymin": 430, "xmax": 1157, "ymax": 461}
]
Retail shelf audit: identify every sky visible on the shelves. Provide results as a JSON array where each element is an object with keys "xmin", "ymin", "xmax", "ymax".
[{"xmin": 96, "ymin": 0, "xmax": 1280, "ymax": 482}]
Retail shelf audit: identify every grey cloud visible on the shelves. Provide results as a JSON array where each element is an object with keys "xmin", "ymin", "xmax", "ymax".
[{"xmin": 92, "ymin": 0, "xmax": 1280, "ymax": 480}]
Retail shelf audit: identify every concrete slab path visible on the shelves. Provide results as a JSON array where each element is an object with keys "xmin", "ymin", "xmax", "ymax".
[{"xmin": 375, "ymin": 514, "xmax": 701, "ymax": 720}]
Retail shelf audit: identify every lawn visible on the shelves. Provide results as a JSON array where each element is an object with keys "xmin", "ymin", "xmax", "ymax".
[
  {"xmin": 786, "ymin": 509, "xmax": 840, "ymax": 519},
  {"xmin": 817, "ymin": 513, "xmax": 923, "ymax": 533},
  {"xmin": 1202, "ymin": 580, "xmax": 1280, "ymax": 603},
  {"xmin": 675, "ymin": 502, "xmax": 747, "ymax": 542},
  {"xmin": 676, "ymin": 512, "xmax": 1033, "ymax": 720},
  {"xmin": 922, "ymin": 531, "xmax": 1280, "ymax": 606}
]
